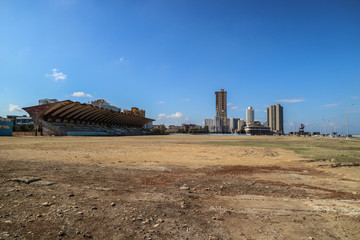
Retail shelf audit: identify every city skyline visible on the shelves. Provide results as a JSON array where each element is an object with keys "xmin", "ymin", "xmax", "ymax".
[{"xmin": 0, "ymin": 1, "xmax": 359, "ymax": 134}]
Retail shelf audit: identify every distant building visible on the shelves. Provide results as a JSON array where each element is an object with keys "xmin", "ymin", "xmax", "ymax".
[
  {"xmin": 7, "ymin": 115, "xmax": 33, "ymax": 126},
  {"xmin": 91, "ymin": 99, "xmax": 121, "ymax": 112},
  {"xmin": 205, "ymin": 119, "xmax": 215, "ymax": 132},
  {"xmin": 205, "ymin": 117, "xmax": 219, "ymax": 133},
  {"xmin": 39, "ymin": 98, "xmax": 59, "ymax": 105},
  {"xmin": 229, "ymin": 118, "xmax": 240, "ymax": 133},
  {"xmin": 267, "ymin": 104, "xmax": 283, "ymax": 134},
  {"xmin": 168, "ymin": 125, "xmax": 179, "ymax": 130},
  {"xmin": 205, "ymin": 89, "xmax": 239, "ymax": 133},
  {"xmin": 246, "ymin": 107, "xmax": 254, "ymax": 126},
  {"xmin": 245, "ymin": 121, "xmax": 271, "ymax": 135},
  {"xmin": 215, "ymin": 89, "xmax": 228, "ymax": 132},
  {"xmin": 152, "ymin": 124, "xmax": 166, "ymax": 130},
  {"xmin": 0, "ymin": 117, "xmax": 12, "ymax": 136},
  {"xmin": 130, "ymin": 107, "xmax": 145, "ymax": 117},
  {"xmin": 145, "ymin": 122, "xmax": 153, "ymax": 129},
  {"xmin": 182, "ymin": 123, "xmax": 202, "ymax": 130},
  {"xmin": 214, "ymin": 116, "xmax": 223, "ymax": 132},
  {"xmin": 237, "ymin": 119, "xmax": 246, "ymax": 131}
]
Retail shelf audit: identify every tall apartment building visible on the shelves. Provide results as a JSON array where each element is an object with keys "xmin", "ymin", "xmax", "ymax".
[
  {"xmin": 267, "ymin": 104, "xmax": 284, "ymax": 134},
  {"xmin": 215, "ymin": 89, "xmax": 228, "ymax": 132},
  {"xmin": 246, "ymin": 107, "xmax": 254, "ymax": 126}
]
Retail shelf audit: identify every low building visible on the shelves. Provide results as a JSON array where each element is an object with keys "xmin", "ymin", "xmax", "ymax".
[
  {"xmin": 238, "ymin": 119, "xmax": 246, "ymax": 130},
  {"xmin": 91, "ymin": 99, "xmax": 121, "ymax": 112},
  {"xmin": 205, "ymin": 117, "xmax": 221, "ymax": 132},
  {"xmin": 228, "ymin": 118, "xmax": 246, "ymax": 133},
  {"xmin": 229, "ymin": 118, "xmax": 240, "ymax": 133},
  {"xmin": 152, "ymin": 124, "xmax": 166, "ymax": 130},
  {"xmin": 182, "ymin": 124, "xmax": 202, "ymax": 130},
  {"xmin": 0, "ymin": 117, "xmax": 12, "ymax": 136},
  {"xmin": 245, "ymin": 121, "xmax": 271, "ymax": 135},
  {"xmin": 131, "ymin": 107, "xmax": 145, "ymax": 117},
  {"xmin": 168, "ymin": 125, "xmax": 181, "ymax": 130},
  {"xmin": 145, "ymin": 122, "xmax": 153, "ymax": 129},
  {"xmin": 205, "ymin": 119, "xmax": 215, "ymax": 132},
  {"xmin": 7, "ymin": 115, "xmax": 34, "ymax": 126},
  {"xmin": 39, "ymin": 98, "xmax": 59, "ymax": 105}
]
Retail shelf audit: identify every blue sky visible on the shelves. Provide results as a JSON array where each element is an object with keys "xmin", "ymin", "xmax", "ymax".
[{"xmin": 1, "ymin": 0, "xmax": 359, "ymax": 134}]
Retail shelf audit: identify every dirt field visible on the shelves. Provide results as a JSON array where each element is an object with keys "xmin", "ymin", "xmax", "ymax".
[{"xmin": 0, "ymin": 135, "xmax": 359, "ymax": 240}]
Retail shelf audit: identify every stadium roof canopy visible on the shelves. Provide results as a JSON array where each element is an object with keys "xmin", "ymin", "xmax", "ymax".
[{"xmin": 23, "ymin": 100, "xmax": 154, "ymax": 128}]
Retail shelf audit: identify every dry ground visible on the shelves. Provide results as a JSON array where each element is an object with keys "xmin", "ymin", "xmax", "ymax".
[{"xmin": 0, "ymin": 135, "xmax": 359, "ymax": 240}]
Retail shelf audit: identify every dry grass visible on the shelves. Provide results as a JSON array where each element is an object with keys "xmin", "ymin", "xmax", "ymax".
[{"xmin": 1, "ymin": 135, "xmax": 360, "ymax": 239}]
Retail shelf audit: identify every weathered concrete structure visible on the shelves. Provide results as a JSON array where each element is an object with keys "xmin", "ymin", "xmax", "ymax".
[{"xmin": 23, "ymin": 100, "xmax": 154, "ymax": 136}]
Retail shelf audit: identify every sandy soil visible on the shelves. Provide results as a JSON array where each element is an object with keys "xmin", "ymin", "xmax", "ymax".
[{"xmin": 0, "ymin": 135, "xmax": 359, "ymax": 240}]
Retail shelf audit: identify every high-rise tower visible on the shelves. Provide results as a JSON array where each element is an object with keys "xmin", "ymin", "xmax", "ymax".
[
  {"xmin": 246, "ymin": 107, "xmax": 254, "ymax": 126},
  {"xmin": 267, "ymin": 104, "xmax": 283, "ymax": 134},
  {"xmin": 215, "ymin": 89, "xmax": 227, "ymax": 132}
]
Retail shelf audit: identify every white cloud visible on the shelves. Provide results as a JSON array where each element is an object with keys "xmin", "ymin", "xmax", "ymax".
[
  {"xmin": 114, "ymin": 57, "xmax": 125, "ymax": 65},
  {"xmin": 158, "ymin": 101, "xmax": 165, "ymax": 104},
  {"xmin": 155, "ymin": 112, "xmax": 190, "ymax": 125},
  {"xmin": 182, "ymin": 98, "xmax": 190, "ymax": 102},
  {"xmin": 230, "ymin": 106, "xmax": 239, "ymax": 110},
  {"xmin": 227, "ymin": 102, "xmax": 233, "ymax": 106},
  {"xmin": 46, "ymin": 68, "xmax": 67, "ymax": 81},
  {"xmin": 277, "ymin": 99, "xmax": 304, "ymax": 103},
  {"xmin": 9, "ymin": 104, "xmax": 22, "ymax": 112},
  {"xmin": 157, "ymin": 112, "xmax": 187, "ymax": 120},
  {"xmin": 351, "ymin": 96, "xmax": 359, "ymax": 99},
  {"xmin": 157, "ymin": 113, "xmax": 166, "ymax": 119},
  {"xmin": 324, "ymin": 103, "xmax": 339, "ymax": 108},
  {"xmin": 168, "ymin": 112, "xmax": 184, "ymax": 118},
  {"xmin": 71, "ymin": 92, "xmax": 93, "ymax": 98}
]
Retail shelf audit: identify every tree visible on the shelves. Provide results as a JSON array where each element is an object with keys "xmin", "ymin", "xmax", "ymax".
[{"xmin": 203, "ymin": 126, "xmax": 209, "ymax": 133}]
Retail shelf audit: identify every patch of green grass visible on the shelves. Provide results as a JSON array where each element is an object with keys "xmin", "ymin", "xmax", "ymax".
[{"xmin": 202, "ymin": 138, "xmax": 360, "ymax": 164}]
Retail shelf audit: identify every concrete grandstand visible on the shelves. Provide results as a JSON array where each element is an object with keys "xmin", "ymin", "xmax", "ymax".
[{"xmin": 23, "ymin": 100, "xmax": 154, "ymax": 136}]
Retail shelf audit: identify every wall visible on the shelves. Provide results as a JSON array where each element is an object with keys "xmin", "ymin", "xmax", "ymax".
[{"xmin": 0, "ymin": 120, "xmax": 12, "ymax": 136}]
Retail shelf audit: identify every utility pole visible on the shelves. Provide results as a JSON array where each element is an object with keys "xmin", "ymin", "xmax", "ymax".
[
  {"xmin": 330, "ymin": 119, "xmax": 332, "ymax": 137},
  {"xmin": 346, "ymin": 110, "xmax": 349, "ymax": 139},
  {"xmin": 347, "ymin": 104, "xmax": 355, "ymax": 139}
]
